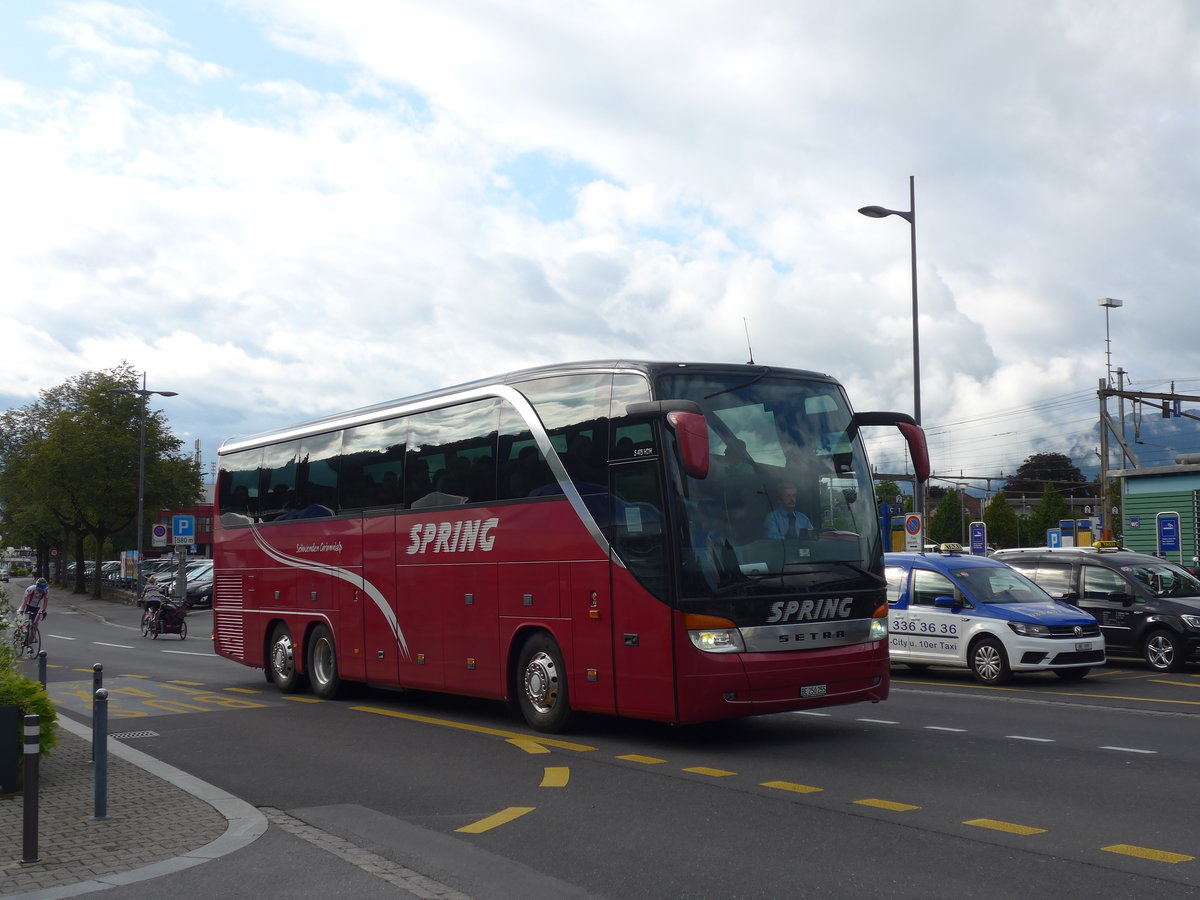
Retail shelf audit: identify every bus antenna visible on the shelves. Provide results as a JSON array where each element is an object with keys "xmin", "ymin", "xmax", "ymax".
[{"xmin": 743, "ymin": 318, "xmax": 755, "ymax": 364}]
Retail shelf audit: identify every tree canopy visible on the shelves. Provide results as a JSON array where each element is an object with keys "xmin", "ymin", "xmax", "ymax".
[
  {"xmin": 0, "ymin": 364, "xmax": 201, "ymax": 594},
  {"xmin": 1002, "ymin": 452, "xmax": 1091, "ymax": 498}
]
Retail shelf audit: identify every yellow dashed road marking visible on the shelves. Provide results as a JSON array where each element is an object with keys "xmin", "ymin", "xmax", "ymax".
[
  {"xmin": 683, "ymin": 766, "xmax": 737, "ymax": 778},
  {"xmin": 225, "ymin": 687, "xmax": 262, "ymax": 694},
  {"xmin": 282, "ymin": 696, "xmax": 324, "ymax": 703},
  {"xmin": 353, "ymin": 706, "xmax": 596, "ymax": 752},
  {"xmin": 762, "ymin": 781, "xmax": 823, "ymax": 794},
  {"xmin": 618, "ymin": 754, "xmax": 668, "ymax": 765},
  {"xmin": 540, "ymin": 766, "xmax": 569, "ymax": 787},
  {"xmin": 168, "ymin": 680, "xmax": 206, "ymax": 686},
  {"xmin": 456, "ymin": 807, "xmax": 535, "ymax": 834},
  {"xmin": 854, "ymin": 798, "xmax": 920, "ymax": 812},
  {"xmin": 508, "ymin": 737, "xmax": 551, "ymax": 754},
  {"xmin": 964, "ymin": 818, "xmax": 1046, "ymax": 836},
  {"xmin": 1103, "ymin": 844, "xmax": 1194, "ymax": 863}
]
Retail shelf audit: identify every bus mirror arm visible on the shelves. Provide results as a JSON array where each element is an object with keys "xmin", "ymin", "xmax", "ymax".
[
  {"xmin": 849, "ymin": 412, "xmax": 930, "ymax": 483},
  {"xmin": 625, "ymin": 400, "xmax": 704, "ymax": 419}
]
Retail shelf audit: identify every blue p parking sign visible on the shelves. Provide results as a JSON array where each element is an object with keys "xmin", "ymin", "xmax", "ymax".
[{"xmin": 172, "ymin": 515, "xmax": 196, "ymax": 546}]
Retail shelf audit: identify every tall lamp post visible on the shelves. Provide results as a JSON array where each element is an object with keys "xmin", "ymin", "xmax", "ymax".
[
  {"xmin": 109, "ymin": 375, "xmax": 178, "ymax": 597},
  {"xmin": 1098, "ymin": 297, "xmax": 1124, "ymax": 540},
  {"xmin": 860, "ymin": 175, "xmax": 923, "ymax": 519}
]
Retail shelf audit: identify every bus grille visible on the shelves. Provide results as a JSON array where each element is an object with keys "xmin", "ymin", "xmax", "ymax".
[{"xmin": 214, "ymin": 572, "xmax": 245, "ymax": 659}]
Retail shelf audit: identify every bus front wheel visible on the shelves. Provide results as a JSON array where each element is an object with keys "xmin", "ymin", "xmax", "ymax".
[
  {"xmin": 517, "ymin": 633, "xmax": 571, "ymax": 733},
  {"xmin": 308, "ymin": 624, "xmax": 343, "ymax": 700},
  {"xmin": 268, "ymin": 623, "xmax": 308, "ymax": 694}
]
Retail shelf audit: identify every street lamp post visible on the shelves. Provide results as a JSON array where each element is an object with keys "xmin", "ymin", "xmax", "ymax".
[
  {"xmin": 860, "ymin": 175, "xmax": 923, "ymax": 520},
  {"xmin": 109, "ymin": 375, "xmax": 178, "ymax": 598},
  {"xmin": 1098, "ymin": 298, "xmax": 1124, "ymax": 540}
]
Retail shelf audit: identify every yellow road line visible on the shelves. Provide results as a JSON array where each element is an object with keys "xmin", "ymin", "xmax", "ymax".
[
  {"xmin": 854, "ymin": 798, "xmax": 920, "ymax": 812},
  {"xmin": 282, "ymin": 696, "xmax": 324, "ymax": 703},
  {"xmin": 682, "ymin": 766, "xmax": 736, "ymax": 778},
  {"xmin": 168, "ymin": 680, "xmax": 206, "ymax": 686},
  {"xmin": 508, "ymin": 737, "xmax": 551, "ymax": 754},
  {"xmin": 456, "ymin": 807, "xmax": 535, "ymax": 834},
  {"xmin": 1103, "ymin": 844, "xmax": 1194, "ymax": 863},
  {"xmin": 225, "ymin": 687, "xmax": 262, "ymax": 694},
  {"xmin": 352, "ymin": 706, "xmax": 597, "ymax": 752},
  {"xmin": 762, "ymin": 781, "xmax": 823, "ymax": 794},
  {"xmin": 116, "ymin": 674, "xmax": 151, "ymax": 679},
  {"xmin": 540, "ymin": 766, "xmax": 569, "ymax": 788},
  {"xmin": 964, "ymin": 818, "xmax": 1046, "ymax": 836},
  {"xmin": 617, "ymin": 754, "xmax": 667, "ymax": 765}
]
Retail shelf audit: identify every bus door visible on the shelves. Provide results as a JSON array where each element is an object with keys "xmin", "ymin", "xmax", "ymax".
[
  {"xmin": 607, "ymin": 459, "xmax": 676, "ymax": 721},
  {"xmin": 564, "ymin": 558, "xmax": 616, "ymax": 715}
]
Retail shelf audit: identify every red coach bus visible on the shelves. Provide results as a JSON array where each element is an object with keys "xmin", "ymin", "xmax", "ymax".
[{"xmin": 213, "ymin": 361, "xmax": 928, "ymax": 731}]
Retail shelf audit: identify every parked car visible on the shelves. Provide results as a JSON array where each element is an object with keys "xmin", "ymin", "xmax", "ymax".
[
  {"xmin": 885, "ymin": 543, "xmax": 1104, "ymax": 685},
  {"xmin": 994, "ymin": 545, "xmax": 1200, "ymax": 672},
  {"xmin": 185, "ymin": 567, "xmax": 215, "ymax": 608}
]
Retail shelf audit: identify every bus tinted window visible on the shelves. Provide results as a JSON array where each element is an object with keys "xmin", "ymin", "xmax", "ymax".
[
  {"xmin": 260, "ymin": 439, "xmax": 301, "ymax": 520},
  {"xmin": 341, "ymin": 417, "xmax": 407, "ymax": 509},
  {"xmin": 406, "ymin": 399, "xmax": 499, "ymax": 508},
  {"xmin": 517, "ymin": 373, "xmax": 611, "ymax": 494},
  {"xmin": 498, "ymin": 402, "xmax": 557, "ymax": 499},
  {"xmin": 218, "ymin": 446, "xmax": 262, "ymax": 524}
]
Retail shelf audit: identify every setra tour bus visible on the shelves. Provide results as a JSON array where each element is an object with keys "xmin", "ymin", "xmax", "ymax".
[{"xmin": 213, "ymin": 360, "xmax": 928, "ymax": 731}]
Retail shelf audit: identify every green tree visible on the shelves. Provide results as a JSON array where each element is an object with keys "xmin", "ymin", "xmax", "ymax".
[
  {"xmin": 1026, "ymin": 487, "xmax": 1071, "ymax": 544},
  {"xmin": 927, "ymin": 488, "xmax": 967, "ymax": 546},
  {"xmin": 982, "ymin": 492, "xmax": 1019, "ymax": 548},
  {"xmin": 1003, "ymin": 452, "xmax": 1091, "ymax": 499},
  {"xmin": 0, "ymin": 365, "xmax": 201, "ymax": 595}
]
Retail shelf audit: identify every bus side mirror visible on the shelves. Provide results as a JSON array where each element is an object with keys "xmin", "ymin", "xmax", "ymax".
[{"xmin": 666, "ymin": 411, "xmax": 710, "ymax": 479}]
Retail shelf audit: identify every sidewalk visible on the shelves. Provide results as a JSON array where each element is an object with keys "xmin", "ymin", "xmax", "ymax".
[{"xmin": 0, "ymin": 711, "xmax": 266, "ymax": 899}]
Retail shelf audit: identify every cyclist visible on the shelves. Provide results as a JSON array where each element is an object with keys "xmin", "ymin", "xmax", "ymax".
[
  {"xmin": 141, "ymin": 576, "xmax": 167, "ymax": 632},
  {"xmin": 18, "ymin": 577, "xmax": 49, "ymax": 646}
]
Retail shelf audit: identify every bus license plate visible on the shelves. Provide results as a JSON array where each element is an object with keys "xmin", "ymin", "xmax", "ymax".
[
  {"xmin": 1075, "ymin": 641, "xmax": 1092, "ymax": 651},
  {"xmin": 801, "ymin": 684, "xmax": 827, "ymax": 699}
]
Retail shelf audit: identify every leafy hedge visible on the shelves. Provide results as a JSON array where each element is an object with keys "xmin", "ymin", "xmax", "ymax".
[{"xmin": 0, "ymin": 588, "xmax": 58, "ymax": 756}]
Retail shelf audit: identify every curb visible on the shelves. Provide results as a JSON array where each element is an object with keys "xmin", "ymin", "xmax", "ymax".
[{"xmin": 7, "ymin": 718, "xmax": 268, "ymax": 900}]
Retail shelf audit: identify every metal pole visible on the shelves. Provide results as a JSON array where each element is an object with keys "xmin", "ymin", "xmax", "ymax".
[
  {"xmin": 21, "ymin": 714, "xmax": 40, "ymax": 865},
  {"xmin": 91, "ymin": 663, "xmax": 103, "ymax": 763},
  {"xmin": 93, "ymin": 689, "xmax": 108, "ymax": 820},
  {"xmin": 135, "ymin": 374, "xmax": 147, "ymax": 598},
  {"xmin": 907, "ymin": 175, "xmax": 923, "ymax": 523}
]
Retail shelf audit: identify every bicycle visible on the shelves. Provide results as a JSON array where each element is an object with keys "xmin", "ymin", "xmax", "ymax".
[{"xmin": 11, "ymin": 613, "xmax": 42, "ymax": 659}]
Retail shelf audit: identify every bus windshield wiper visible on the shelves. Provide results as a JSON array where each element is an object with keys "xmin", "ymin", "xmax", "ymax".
[{"xmin": 703, "ymin": 367, "xmax": 771, "ymax": 401}]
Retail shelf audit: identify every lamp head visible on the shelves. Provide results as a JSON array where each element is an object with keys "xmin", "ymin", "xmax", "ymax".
[{"xmin": 1098, "ymin": 297, "xmax": 1124, "ymax": 309}]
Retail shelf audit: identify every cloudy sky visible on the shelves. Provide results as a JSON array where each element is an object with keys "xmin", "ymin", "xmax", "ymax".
[{"xmin": 2, "ymin": 0, "xmax": 1197, "ymax": 492}]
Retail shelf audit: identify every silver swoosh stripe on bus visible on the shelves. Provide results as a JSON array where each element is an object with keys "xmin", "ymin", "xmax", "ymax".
[{"xmin": 248, "ymin": 525, "xmax": 411, "ymax": 659}]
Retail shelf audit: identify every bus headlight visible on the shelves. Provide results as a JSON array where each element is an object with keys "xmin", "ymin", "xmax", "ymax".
[
  {"xmin": 685, "ymin": 613, "xmax": 745, "ymax": 654},
  {"xmin": 869, "ymin": 617, "xmax": 888, "ymax": 641}
]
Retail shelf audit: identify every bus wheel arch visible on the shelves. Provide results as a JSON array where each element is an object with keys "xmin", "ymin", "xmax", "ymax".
[
  {"xmin": 514, "ymin": 630, "xmax": 572, "ymax": 733},
  {"xmin": 267, "ymin": 621, "xmax": 309, "ymax": 694},
  {"xmin": 307, "ymin": 622, "xmax": 343, "ymax": 700}
]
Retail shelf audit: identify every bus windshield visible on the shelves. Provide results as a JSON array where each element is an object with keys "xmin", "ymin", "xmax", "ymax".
[{"xmin": 658, "ymin": 370, "xmax": 883, "ymax": 596}]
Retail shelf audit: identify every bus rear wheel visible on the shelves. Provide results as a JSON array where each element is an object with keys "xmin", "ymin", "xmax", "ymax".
[
  {"xmin": 268, "ymin": 623, "xmax": 308, "ymax": 694},
  {"xmin": 517, "ymin": 633, "xmax": 571, "ymax": 733},
  {"xmin": 308, "ymin": 624, "xmax": 343, "ymax": 700}
]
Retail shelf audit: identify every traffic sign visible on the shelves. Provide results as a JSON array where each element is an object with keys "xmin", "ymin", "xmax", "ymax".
[
  {"xmin": 969, "ymin": 521, "xmax": 987, "ymax": 555},
  {"xmin": 1157, "ymin": 511, "xmax": 1182, "ymax": 563},
  {"xmin": 172, "ymin": 515, "xmax": 196, "ymax": 546},
  {"xmin": 152, "ymin": 523, "xmax": 168, "ymax": 548},
  {"xmin": 903, "ymin": 514, "xmax": 923, "ymax": 552}
]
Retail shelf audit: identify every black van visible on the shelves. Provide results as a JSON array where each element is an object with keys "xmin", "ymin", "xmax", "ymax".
[{"xmin": 994, "ymin": 547, "xmax": 1200, "ymax": 672}]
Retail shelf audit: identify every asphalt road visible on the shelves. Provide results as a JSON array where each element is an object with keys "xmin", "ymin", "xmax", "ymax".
[{"xmin": 26, "ymin": 589, "xmax": 1200, "ymax": 899}]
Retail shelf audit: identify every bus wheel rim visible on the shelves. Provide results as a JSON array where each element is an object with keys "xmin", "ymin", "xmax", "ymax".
[
  {"xmin": 524, "ymin": 650, "xmax": 559, "ymax": 713},
  {"xmin": 272, "ymin": 634, "xmax": 295, "ymax": 678}
]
